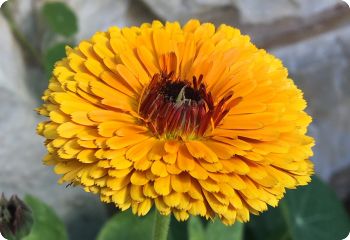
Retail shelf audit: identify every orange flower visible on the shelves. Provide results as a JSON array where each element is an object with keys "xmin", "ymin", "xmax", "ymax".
[{"xmin": 37, "ymin": 20, "xmax": 314, "ymax": 225}]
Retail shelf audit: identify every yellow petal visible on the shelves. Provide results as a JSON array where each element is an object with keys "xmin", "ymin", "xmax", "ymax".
[
  {"xmin": 203, "ymin": 191, "xmax": 227, "ymax": 215},
  {"xmin": 189, "ymin": 200, "xmax": 207, "ymax": 216},
  {"xmin": 130, "ymin": 185, "xmax": 145, "ymax": 201},
  {"xmin": 126, "ymin": 138, "xmax": 155, "ymax": 162},
  {"xmin": 84, "ymin": 59, "xmax": 105, "ymax": 77},
  {"xmin": 265, "ymin": 166, "xmax": 296, "ymax": 188},
  {"xmin": 77, "ymin": 150, "xmax": 98, "ymax": 163},
  {"xmin": 134, "ymin": 157, "xmax": 153, "ymax": 171},
  {"xmin": 130, "ymin": 171, "xmax": 149, "ymax": 185},
  {"xmin": 227, "ymin": 174, "xmax": 246, "ymax": 190},
  {"xmin": 107, "ymin": 134, "xmax": 150, "ymax": 149},
  {"xmin": 107, "ymin": 176, "xmax": 130, "ymax": 191},
  {"xmin": 50, "ymin": 110, "xmax": 69, "ymax": 123},
  {"xmin": 186, "ymin": 141, "xmax": 218, "ymax": 163},
  {"xmin": 171, "ymin": 173, "xmax": 191, "ymax": 192},
  {"xmin": 177, "ymin": 145, "xmax": 195, "ymax": 171},
  {"xmin": 71, "ymin": 112, "xmax": 96, "ymax": 126},
  {"xmin": 110, "ymin": 157, "xmax": 133, "ymax": 169},
  {"xmin": 89, "ymin": 166, "xmax": 107, "ymax": 179},
  {"xmin": 137, "ymin": 198, "xmax": 152, "ymax": 216},
  {"xmin": 199, "ymin": 178, "xmax": 220, "ymax": 193},
  {"xmin": 116, "ymin": 64, "xmax": 142, "ymax": 92},
  {"xmin": 189, "ymin": 162, "xmax": 209, "ymax": 180},
  {"xmin": 111, "ymin": 187, "xmax": 130, "ymax": 205},
  {"xmin": 154, "ymin": 175, "xmax": 171, "ymax": 195},
  {"xmin": 143, "ymin": 183, "xmax": 158, "ymax": 198},
  {"xmin": 57, "ymin": 122, "xmax": 87, "ymax": 138},
  {"xmin": 163, "ymin": 191, "xmax": 181, "ymax": 207},
  {"xmin": 88, "ymin": 110, "xmax": 135, "ymax": 123},
  {"xmin": 136, "ymin": 46, "xmax": 159, "ymax": 76},
  {"xmin": 109, "ymin": 168, "xmax": 132, "ymax": 178},
  {"xmin": 148, "ymin": 141, "xmax": 166, "ymax": 161},
  {"xmin": 164, "ymin": 140, "xmax": 180, "ymax": 154},
  {"xmin": 221, "ymin": 157, "xmax": 250, "ymax": 174},
  {"xmin": 155, "ymin": 198, "xmax": 171, "ymax": 214},
  {"xmin": 151, "ymin": 160, "xmax": 168, "ymax": 177},
  {"xmin": 163, "ymin": 153, "xmax": 177, "ymax": 164}
]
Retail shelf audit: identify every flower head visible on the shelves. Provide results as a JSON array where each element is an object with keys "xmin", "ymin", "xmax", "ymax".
[{"xmin": 37, "ymin": 20, "xmax": 314, "ymax": 225}]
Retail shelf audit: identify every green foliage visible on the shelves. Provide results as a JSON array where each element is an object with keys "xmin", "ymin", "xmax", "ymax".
[
  {"xmin": 97, "ymin": 210, "xmax": 155, "ymax": 240},
  {"xmin": 41, "ymin": 2, "xmax": 78, "ymax": 77},
  {"xmin": 189, "ymin": 217, "xmax": 243, "ymax": 240},
  {"xmin": 245, "ymin": 206, "xmax": 287, "ymax": 240},
  {"xmin": 42, "ymin": 2, "xmax": 78, "ymax": 37},
  {"xmin": 281, "ymin": 176, "xmax": 350, "ymax": 240},
  {"xmin": 44, "ymin": 43, "xmax": 68, "ymax": 77},
  {"xmin": 246, "ymin": 177, "xmax": 350, "ymax": 240},
  {"xmin": 97, "ymin": 211, "xmax": 243, "ymax": 240},
  {"xmin": 23, "ymin": 195, "xmax": 68, "ymax": 240}
]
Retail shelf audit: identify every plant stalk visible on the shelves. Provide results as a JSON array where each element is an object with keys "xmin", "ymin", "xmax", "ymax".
[
  {"xmin": 1, "ymin": 2, "xmax": 44, "ymax": 67},
  {"xmin": 152, "ymin": 211, "xmax": 171, "ymax": 240}
]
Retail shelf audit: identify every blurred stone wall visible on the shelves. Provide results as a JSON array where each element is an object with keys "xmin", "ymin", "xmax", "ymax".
[{"xmin": 0, "ymin": 0, "xmax": 349, "ymax": 239}]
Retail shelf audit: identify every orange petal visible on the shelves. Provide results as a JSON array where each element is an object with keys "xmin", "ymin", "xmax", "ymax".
[
  {"xmin": 126, "ymin": 138, "xmax": 155, "ymax": 162},
  {"xmin": 107, "ymin": 134, "xmax": 150, "ymax": 149},
  {"xmin": 164, "ymin": 140, "xmax": 180, "ymax": 154},
  {"xmin": 171, "ymin": 173, "xmax": 191, "ymax": 192},
  {"xmin": 130, "ymin": 171, "xmax": 149, "ymax": 185},
  {"xmin": 154, "ymin": 175, "xmax": 171, "ymax": 195},
  {"xmin": 57, "ymin": 122, "xmax": 87, "ymax": 138},
  {"xmin": 185, "ymin": 141, "xmax": 218, "ymax": 163},
  {"xmin": 177, "ymin": 145, "xmax": 195, "ymax": 171},
  {"xmin": 151, "ymin": 160, "xmax": 168, "ymax": 177}
]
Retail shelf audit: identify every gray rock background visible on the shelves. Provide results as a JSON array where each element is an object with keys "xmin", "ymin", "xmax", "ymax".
[{"xmin": 0, "ymin": 0, "xmax": 349, "ymax": 239}]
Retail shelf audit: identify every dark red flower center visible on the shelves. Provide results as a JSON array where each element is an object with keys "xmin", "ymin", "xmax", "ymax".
[{"xmin": 139, "ymin": 72, "xmax": 233, "ymax": 139}]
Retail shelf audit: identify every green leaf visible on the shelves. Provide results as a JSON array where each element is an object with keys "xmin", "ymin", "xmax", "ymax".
[
  {"xmin": 189, "ymin": 217, "xmax": 244, "ymax": 240},
  {"xmin": 44, "ymin": 43, "xmax": 67, "ymax": 77},
  {"xmin": 22, "ymin": 195, "xmax": 68, "ymax": 240},
  {"xmin": 245, "ymin": 207, "xmax": 289, "ymax": 240},
  {"xmin": 246, "ymin": 177, "xmax": 350, "ymax": 240},
  {"xmin": 42, "ymin": 2, "xmax": 78, "ymax": 37},
  {"xmin": 280, "ymin": 177, "xmax": 350, "ymax": 240},
  {"xmin": 97, "ymin": 210, "xmax": 155, "ymax": 240}
]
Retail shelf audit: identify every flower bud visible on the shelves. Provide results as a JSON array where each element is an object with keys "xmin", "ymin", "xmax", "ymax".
[{"xmin": 0, "ymin": 193, "xmax": 34, "ymax": 240}]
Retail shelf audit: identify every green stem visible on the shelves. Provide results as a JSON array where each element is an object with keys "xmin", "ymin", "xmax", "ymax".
[
  {"xmin": 152, "ymin": 211, "xmax": 171, "ymax": 240},
  {"xmin": 280, "ymin": 201, "xmax": 293, "ymax": 239},
  {"xmin": 1, "ymin": 2, "xmax": 44, "ymax": 67}
]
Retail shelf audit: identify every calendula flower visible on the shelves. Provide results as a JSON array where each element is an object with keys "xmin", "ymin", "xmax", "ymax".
[{"xmin": 37, "ymin": 20, "xmax": 314, "ymax": 225}]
